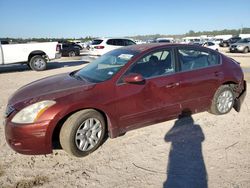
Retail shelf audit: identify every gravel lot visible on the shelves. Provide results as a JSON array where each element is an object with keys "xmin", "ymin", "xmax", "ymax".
[{"xmin": 0, "ymin": 50, "xmax": 250, "ymax": 188}]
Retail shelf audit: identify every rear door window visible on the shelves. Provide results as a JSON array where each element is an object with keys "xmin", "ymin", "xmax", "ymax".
[
  {"xmin": 107, "ymin": 39, "xmax": 124, "ymax": 46},
  {"xmin": 124, "ymin": 40, "xmax": 136, "ymax": 46},
  {"xmin": 115, "ymin": 39, "xmax": 124, "ymax": 46},
  {"xmin": 177, "ymin": 47, "xmax": 220, "ymax": 71},
  {"xmin": 107, "ymin": 39, "xmax": 115, "ymax": 45}
]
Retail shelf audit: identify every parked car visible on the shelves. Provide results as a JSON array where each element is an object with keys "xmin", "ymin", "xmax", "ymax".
[
  {"xmin": 5, "ymin": 44, "xmax": 246, "ymax": 157},
  {"xmin": 60, "ymin": 43, "xmax": 81, "ymax": 57},
  {"xmin": 202, "ymin": 42, "xmax": 219, "ymax": 51},
  {"xmin": 219, "ymin": 36, "xmax": 241, "ymax": 47},
  {"xmin": 213, "ymin": 38, "xmax": 223, "ymax": 45},
  {"xmin": 70, "ymin": 40, "xmax": 85, "ymax": 49},
  {"xmin": 156, "ymin": 39, "xmax": 171, "ymax": 43},
  {"xmin": 88, "ymin": 38, "xmax": 136, "ymax": 56},
  {"xmin": 155, "ymin": 38, "xmax": 174, "ymax": 43},
  {"xmin": 0, "ymin": 41, "xmax": 61, "ymax": 71},
  {"xmin": 82, "ymin": 41, "xmax": 92, "ymax": 49},
  {"xmin": 229, "ymin": 38, "xmax": 250, "ymax": 53},
  {"xmin": 189, "ymin": 42, "xmax": 203, "ymax": 46},
  {"xmin": 72, "ymin": 42, "xmax": 83, "ymax": 50}
]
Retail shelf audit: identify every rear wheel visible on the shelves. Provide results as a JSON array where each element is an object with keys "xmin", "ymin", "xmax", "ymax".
[
  {"xmin": 243, "ymin": 47, "xmax": 249, "ymax": 53},
  {"xmin": 59, "ymin": 109, "xmax": 106, "ymax": 157},
  {"xmin": 29, "ymin": 55, "xmax": 47, "ymax": 71},
  {"xmin": 209, "ymin": 85, "xmax": 235, "ymax": 115}
]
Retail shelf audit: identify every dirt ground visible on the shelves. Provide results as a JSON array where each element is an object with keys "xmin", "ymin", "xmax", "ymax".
[{"xmin": 0, "ymin": 50, "xmax": 250, "ymax": 188}]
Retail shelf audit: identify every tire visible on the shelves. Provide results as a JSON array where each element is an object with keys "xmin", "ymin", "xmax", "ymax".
[
  {"xmin": 29, "ymin": 55, "xmax": 47, "ymax": 71},
  {"xmin": 243, "ymin": 47, "xmax": 249, "ymax": 53},
  {"xmin": 59, "ymin": 109, "xmax": 106, "ymax": 157},
  {"xmin": 68, "ymin": 51, "xmax": 76, "ymax": 57},
  {"xmin": 209, "ymin": 85, "xmax": 235, "ymax": 115}
]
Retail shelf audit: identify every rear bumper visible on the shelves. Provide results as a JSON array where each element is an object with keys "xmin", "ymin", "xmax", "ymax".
[
  {"xmin": 234, "ymin": 80, "xmax": 247, "ymax": 112},
  {"xmin": 88, "ymin": 49, "xmax": 105, "ymax": 56},
  {"xmin": 47, "ymin": 53, "xmax": 61, "ymax": 61},
  {"xmin": 5, "ymin": 120, "xmax": 53, "ymax": 155},
  {"xmin": 55, "ymin": 53, "xmax": 62, "ymax": 59}
]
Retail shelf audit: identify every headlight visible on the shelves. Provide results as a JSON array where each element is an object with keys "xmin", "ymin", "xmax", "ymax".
[{"xmin": 11, "ymin": 100, "xmax": 56, "ymax": 124}]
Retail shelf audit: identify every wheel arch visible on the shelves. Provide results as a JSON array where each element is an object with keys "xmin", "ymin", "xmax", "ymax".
[
  {"xmin": 51, "ymin": 107, "xmax": 117, "ymax": 149},
  {"xmin": 28, "ymin": 50, "xmax": 47, "ymax": 62},
  {"xmin": 222, "ymin": 81, "xmax": 237, "ymax": 86},
  {"xmin": 220, "ymin": 81, "xmax": 238, "ymax": 94}
]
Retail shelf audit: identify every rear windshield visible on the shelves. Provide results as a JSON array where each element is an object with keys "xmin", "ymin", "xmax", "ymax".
[{"xmin": 92, "ymin": 40, "xmax": 103, "ymax": 45}]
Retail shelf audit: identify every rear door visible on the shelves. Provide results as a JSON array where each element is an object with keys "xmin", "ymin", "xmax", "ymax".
[{"xmin": 176, "ymin": 46, "xmax": 222, "ymax": 112}]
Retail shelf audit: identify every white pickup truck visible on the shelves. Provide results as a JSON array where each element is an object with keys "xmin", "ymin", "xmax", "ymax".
[{"xmin": 0, "ymin": 41, "xmax": 61, "ymax": 71}]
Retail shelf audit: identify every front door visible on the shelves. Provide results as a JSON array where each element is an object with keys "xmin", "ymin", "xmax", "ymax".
[{"xmin": 115, "ymin": 48, "xmax": 182, "ymax": 132}]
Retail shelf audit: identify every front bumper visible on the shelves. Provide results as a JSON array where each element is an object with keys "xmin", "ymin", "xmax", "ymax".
[
  {"xmin": 5, "ymin": 119, "xmax": 53, "ymax": 155},
  {"xmin": 233, "ymin": 80, "xmax": 247, "ymax": 112},
  {"xmin": 229, "ymin": 46, "xmax": 245, "ymax": 52}
]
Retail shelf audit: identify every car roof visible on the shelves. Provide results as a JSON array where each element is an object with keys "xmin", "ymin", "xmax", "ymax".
[
  {"xmin": 120, "ymin": 43, "xmax": 198, "ymax": 52},
  {"xmin": 93, "ymin": 37, "xmax": 134, "ymax": 41}
]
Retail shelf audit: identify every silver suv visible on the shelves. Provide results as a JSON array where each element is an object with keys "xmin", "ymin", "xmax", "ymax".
[{"xmin": 229, "ymin": 38, "xmax": 250, "ymax": 53}]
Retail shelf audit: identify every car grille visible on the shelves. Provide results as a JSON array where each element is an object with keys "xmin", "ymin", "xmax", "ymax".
[{"xmin": 5, "ymin": 105, "xmax": 15, "ymax": 118}]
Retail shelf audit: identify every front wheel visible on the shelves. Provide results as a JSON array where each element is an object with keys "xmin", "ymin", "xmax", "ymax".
[
  {"xmin": 209, "ymin": 85, "xmax": 235, "ymax": 115},
  {"xmin": 68, "ymin": 51, "xmax": 76, "ymax": 57},
  {"xmin": 29, "ymin": 55, "xmax": 47, "ymax": 71},
  {"xmin": 59, "ymin": 109, "xmax": 106, "ymax": 157}
]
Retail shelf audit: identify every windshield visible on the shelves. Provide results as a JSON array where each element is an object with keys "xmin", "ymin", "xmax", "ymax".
[{"xmin": 75, "ymin": 49, "xmax": 139, "ymax": 82}]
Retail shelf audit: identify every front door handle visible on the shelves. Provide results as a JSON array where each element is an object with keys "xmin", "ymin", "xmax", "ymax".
[{"xmin": 166, "ymin": 82, "xmax": 180, "ymax": 88}]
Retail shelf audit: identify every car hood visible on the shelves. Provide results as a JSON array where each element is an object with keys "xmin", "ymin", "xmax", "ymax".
[{"xmin": 8, "ymin": 72, "xmax": 95, "ymax": 107}]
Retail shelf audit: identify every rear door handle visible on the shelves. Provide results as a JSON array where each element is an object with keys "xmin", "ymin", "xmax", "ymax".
[{"xmin": 166, "ymin": 82, "xmax": 180, "ymax": 88}]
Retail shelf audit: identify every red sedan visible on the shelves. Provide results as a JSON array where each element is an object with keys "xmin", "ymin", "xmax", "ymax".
[{"xmin": 4, "ymin": 43, "xmax": 246, "ymax": 157}]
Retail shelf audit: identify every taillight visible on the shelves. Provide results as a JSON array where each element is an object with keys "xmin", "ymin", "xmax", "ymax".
[
  {"xmin": 56, "ymin": 44, "xmax": 61, "ymax": 52},
  {"xmin": 94, "ymin": 46, "xmax": 105, "ymax": 49}
]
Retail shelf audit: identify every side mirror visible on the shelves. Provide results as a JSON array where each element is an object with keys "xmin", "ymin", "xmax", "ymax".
[{"xmin": 123, "ymin": 73, "xmax": 145, "ymax": 84}]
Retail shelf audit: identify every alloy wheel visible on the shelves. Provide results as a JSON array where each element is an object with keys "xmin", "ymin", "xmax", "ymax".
[{"xmin": 75, "ymin": 118, "xmax": 102, "ymax": 151}]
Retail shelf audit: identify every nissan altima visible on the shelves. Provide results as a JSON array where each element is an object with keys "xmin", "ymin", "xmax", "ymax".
[{"xmin": 5, "ymin": 43, "xmax": 246, "ymax": 157}]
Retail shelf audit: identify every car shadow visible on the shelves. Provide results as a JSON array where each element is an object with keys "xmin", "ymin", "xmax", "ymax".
[
  {"xmin": 0, "ymin": 61, "xmax": 89, "ymax": 74},
  {"xmin": 163, "ymin": 110, "xmax": 207, "ymax": 188}
]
